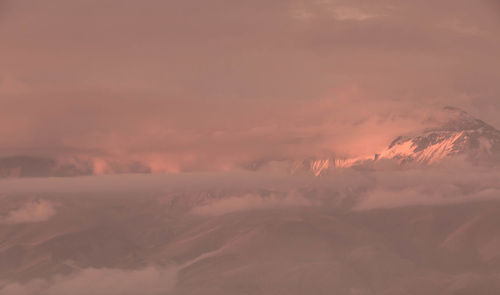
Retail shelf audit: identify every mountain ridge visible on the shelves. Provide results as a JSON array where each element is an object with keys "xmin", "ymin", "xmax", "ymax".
[
  {"xmin": 1, "ymin": 107, "xmax": 498, "ymax": 177},
  {"xmin": 296, "ymin": 106, "xmax": 500, "ymax": 175},
  {"xmin": 377, "ymin": 106, "xmax": 500, "ymax": 166}
]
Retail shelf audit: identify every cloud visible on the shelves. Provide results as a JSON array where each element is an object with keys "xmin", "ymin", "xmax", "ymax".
[
  {"xmin": 1, "ymin": 159, "xmax": 500, "ymax": 213},
  {"xmin": 355, "ymin": 187, "xmax": 500, "ymax": 210},
  {"xmin": 0, "ymin": 266, "xmax": 177, "ymax": 295},
  {"xmin": 1, "ymin": 163, "xmax": 500, "ymax": 294},
  {"xmin": 291, "ymin": 3, "xmax": 382, "ymax": 22},
  {"xmin": 1, "ymin": 200, "xmax": 56, "ymax": 224},
  {"xmin": 353, "ymin": 162, "xmax": 500, "ymax": 210},
  {"xmin": 330, "ymin": 7, "xmax": 380, "ymax": 21},
  {"xmin": 191, "ymin": 193, "xmax": 316, "ymax": 216}
]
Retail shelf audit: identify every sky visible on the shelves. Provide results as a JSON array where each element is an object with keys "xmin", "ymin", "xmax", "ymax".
[{"xmin": 1, "ymin": 0, "xmax": 499, "ymax": 172}]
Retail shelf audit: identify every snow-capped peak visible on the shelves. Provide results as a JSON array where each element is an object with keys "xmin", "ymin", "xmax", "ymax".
[
  {"xmin": 377, "ymin": 107, "xmax": 500, "ymax": 165},
  {"xmin": 296, "ymin": 107, "xmax": 500, "ymax": 175}
]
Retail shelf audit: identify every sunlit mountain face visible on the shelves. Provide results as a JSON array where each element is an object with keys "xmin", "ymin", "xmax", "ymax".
[
  {"xmin": 378, "ymin": 107, "xmax": 500, "ymax": 165},
  {"xmin": 282, "ymin": 107, "xmax": 500, "ymax": 176}
]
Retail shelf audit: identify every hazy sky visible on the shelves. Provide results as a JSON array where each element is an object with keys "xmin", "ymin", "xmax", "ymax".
[{"xmin": 1, "ymin": 0, "xmax": 499, "ymax": 170}]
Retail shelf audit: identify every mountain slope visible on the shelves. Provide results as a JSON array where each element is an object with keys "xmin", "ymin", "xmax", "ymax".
[
  {"xmin": 293, "ymin": 107, "xmax": 500, "ymax": 175},
  {"xmin": 378, "ymin": 107, "xmax": 500, "ymax": 165}
]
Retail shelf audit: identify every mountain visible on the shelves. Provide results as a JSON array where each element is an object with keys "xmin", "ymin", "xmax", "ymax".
[
  {"xmin": 0, "ymin": 156, "xmax": 151, "ymax": 178},
  {"xmin": 0, "ymin": 156, "xmax": 92, "ymax": 178},
  {"xmin": 295, "ymin": 107, "xmax": 500, "ymax": 175},
  {"xmin": 377, "ymin": 107, "xmax": 500, "ymax": 166},
  {"xmin": 1, "ymin": 107, "xmax": 498, "ymax": 178},
  {"xmin": 3, "ymin": 184, "xmax": 500, "ymax": 294},
  {"xmin": 291, "ymin": 156, "xmax": 373, "ymax": 176}
]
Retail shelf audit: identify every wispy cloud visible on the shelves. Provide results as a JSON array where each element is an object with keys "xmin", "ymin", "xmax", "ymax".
[
  {"xmin": 0, "ymin": 266, "xmax": 177, "ymax": 295},
  {"xmin": 330, "ymin": 7, "xmax": 380, "ymax": 21},
  {"xmin": 191, "ymin": 193, "xmax": 316, "ymax": 216},
  {"xmin": 1, "ymin": 200, "xmax": 56, "ymax": 224}
]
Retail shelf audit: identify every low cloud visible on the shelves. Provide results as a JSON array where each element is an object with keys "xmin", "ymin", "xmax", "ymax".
[
  {"xmin": 355, "ymin": 187, "xmax": 500, "ymax": 210},
  {"xmin": 0, "ymin": 266, "xmax": 177, "ymax": 295},
  {"xmin": 1, "ymin": 200, "xmax": 56, "ymax": 224},
  {"xmin": 1, "ymin": 161, "xmax": 500, "ymax": 212},
  {"xmin": 353, "ymin": 163, "xmax": 500, "ymax": 210},
  {"xmin": 191, "ymin": 193, "xmax": 316, "ymax": 216}
]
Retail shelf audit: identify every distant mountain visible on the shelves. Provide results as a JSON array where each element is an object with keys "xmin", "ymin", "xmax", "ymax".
[
  {"xmin": 291, "ymin": 156, "xmax": 372, "ymax": 176},
  {"xmin": 0, "ymin": 156, "xmax": 92, "ymax": 178},
  {"xmin": 378, "ymin": 107, "xmax": 500, "ymax": 165},
  {"xmin": 0, "ymin": 156, "xmax": 151, "ymax": 178},
  {"xmin": 294, "ymin": 107, "xmax": 500, "ymax": 175},
  {"xmin": 1, "ymin": 107, "xmax": 498, "ymax": 178}
]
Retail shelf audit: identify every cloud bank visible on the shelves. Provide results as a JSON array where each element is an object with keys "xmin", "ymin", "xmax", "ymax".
[
  {"xmin": 2, "ymin": 161, "xmax": 499, "ymax": 211},
  {"xmin": 191, "ymin": 193, "xmax": 316, "ymax": 216},
  {"xmin": 0, "ymin": 200, "xmax": 56, "ymax": 224}
]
